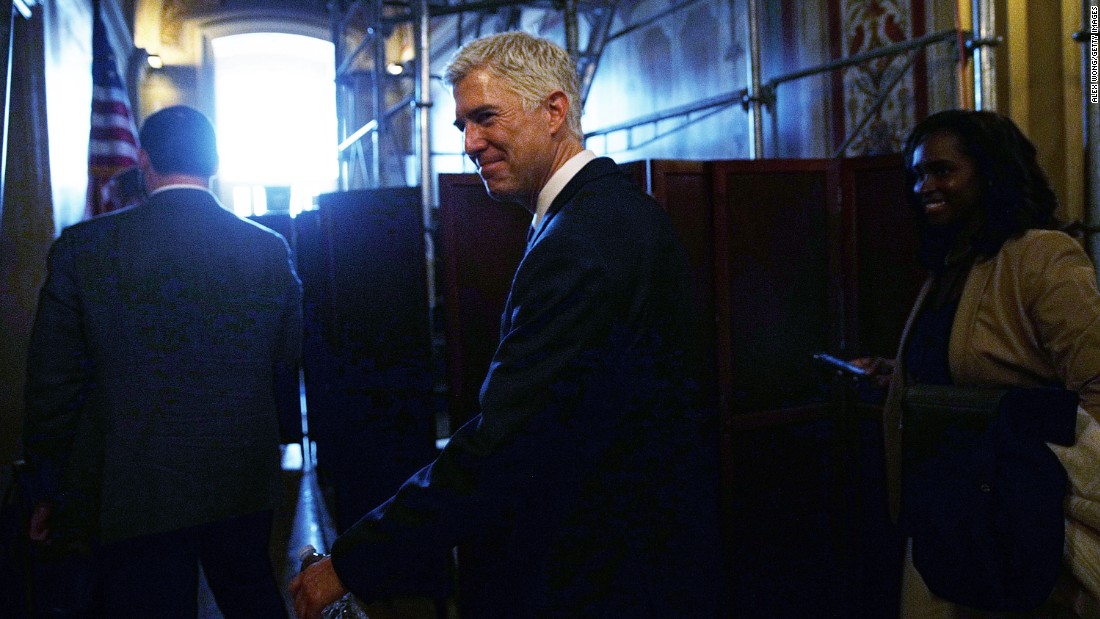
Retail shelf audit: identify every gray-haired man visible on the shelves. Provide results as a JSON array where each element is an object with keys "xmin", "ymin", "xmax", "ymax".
[{"xmin": 292, "ymin": 32, "xmax": 721, "ymax": 618}]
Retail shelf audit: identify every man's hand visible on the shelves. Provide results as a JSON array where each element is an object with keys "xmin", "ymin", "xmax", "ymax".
[{"xmin": 289, "ymin": 555, "xmax": 348, "ymax": 619}]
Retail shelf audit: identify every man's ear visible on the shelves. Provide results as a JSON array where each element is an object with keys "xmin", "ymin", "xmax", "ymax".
[
  {"xmin": 138, "ymin": 149, "xmax": 161, "ymax": 188},
  {"xmin": 545, "ymin": 90, "xmax": 570, "ymax": 135}
]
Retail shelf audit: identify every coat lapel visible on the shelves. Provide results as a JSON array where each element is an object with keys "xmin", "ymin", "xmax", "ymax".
[
  {"xmin": 528, "ymin": 157, "xmax": 619, "ymax": 248},
  {"xmin": 884, "ymin": 275, "xmax": 934, "ymax": 521}
]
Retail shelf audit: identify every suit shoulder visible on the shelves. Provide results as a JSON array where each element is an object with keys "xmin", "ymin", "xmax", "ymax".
[
  {"xmin": 54, "ymin": 207, "xmax": 141, "ymax": 249},
  {"xmin": 61, "ymin": 203, "xmax": 141, "ymax": 233},
  {"xmin": 544, "ymin": 182, "xmax": 675, "ymax": 267},
  {"xmin": 207, "ymin": 209, "xmax": 292, "ymax": 254},
  {"xmin": 1003, "ymin": 229, "xmax": 1085, "ymax": 263},
  {"xmin": 236, "ymin": 214, "xmax": 290, "ymax": 243},
  {"xmin": 995, "ymin": 230, "xmax": 1093, "ymax": 290},
  {"xmin": 572, "ymin": 168, "xmax": 660, "ymax": 214}
]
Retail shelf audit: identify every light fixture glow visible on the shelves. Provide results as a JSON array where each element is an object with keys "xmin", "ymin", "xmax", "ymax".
[
  {"xmin": 146, "ymin": 54, "xmax": 164, "ymax": 70},
  {"xmin": 386, "ymin": 63, "xmax": 404, "ymax": 75},
  {"xmin": 13, "ymin": 0, "xmax": 34, "ymax": 19},
  {"xmin": 212, "ymin": 33, "xmax": 338, "ymax": 217}
]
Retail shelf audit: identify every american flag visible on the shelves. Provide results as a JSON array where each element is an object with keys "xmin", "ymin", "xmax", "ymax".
[{"xmin": 85, "ymin": 1, "xmax": 140, "ymax": 218}]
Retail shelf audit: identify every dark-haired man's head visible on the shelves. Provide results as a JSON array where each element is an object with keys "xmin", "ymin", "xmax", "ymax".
[{"xmin": 138, "ymin": 105, "xmax": 219, "ymax": 183}]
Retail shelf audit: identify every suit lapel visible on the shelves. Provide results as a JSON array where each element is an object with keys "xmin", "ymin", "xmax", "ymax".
[
  {"xmin": 508, "ymin": 157, "xmax": 619, "ymax": 334},
  {"xmin": 529, "ymin": 157, "xmax": 618, "ymax": 247}
]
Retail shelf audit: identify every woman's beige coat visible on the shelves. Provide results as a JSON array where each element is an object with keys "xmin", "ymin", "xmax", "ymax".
[{"xmin": 883, "ymin": 230, "xmax": 1100, "ymax": 618}]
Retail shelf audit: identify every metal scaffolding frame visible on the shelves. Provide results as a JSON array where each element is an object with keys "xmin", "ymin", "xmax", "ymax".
[
  {"xmin": 329, "ymin": 0, "xmax": 1100, "ymax": 239},
  {"xmin": 330, "ymin": 0, "xmax": 1006, "ymax": 190},
  {"xmin": 582, "ymin": 0, "xmax": 1009, "ymax": 160},
  {"xmin": 330, "ymin": 0, "xmax": 619, "ymax": 203},
  {"xmin": 583, "ymin": 28, "xmax": 966, "ymax": 156},
  {"xmin": 328, "ymin": 0, "xmax": 619, "ymax": 347}
]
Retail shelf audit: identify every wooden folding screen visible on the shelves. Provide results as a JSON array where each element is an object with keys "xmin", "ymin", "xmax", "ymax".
[
  {"xmin": 620, "ymin": 157, "xmax": 921, "ymax": 418},
  {"xmin": 439, "ymin": 162, "xmax": 722, "ymax": 431},
  {"xmin": 437, "ymin": 174, "xmax": 531, "ymax": 430},
  {"xmin": 704, "ymin": 157, "xmax": 914, "ymax": 618},
  {"xmin": 840, "ymin": 154, "xmax": 924, "ymax": 358},
  {"xmin": 438, "ymin": 158, "xmax": 920, "ymax": 422},
  {"xmin": 834, "ymin": 155, "xmax": 922, "ymax": 618},
  {"xmin": 711, "ymin": 160, "xmax": 837, "ymax": 414},
  {"xmin": 305, "ymin": 188, "xmax": 438, "ymax": 534},
  {"xmin": 639, "ymin": 161, "xmax": 719, "ymax": 405},
  {"xmin": 438, "ymin": 155, "xmax": 917, "ymax": 618}
]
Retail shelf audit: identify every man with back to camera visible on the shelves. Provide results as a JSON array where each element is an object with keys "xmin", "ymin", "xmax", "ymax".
[
  {"xmin": 291, "ymin": 31, "xmax": 722, "ymax": 618},
  {"xmin": 21, "ymin": 105, "xmax": 301, "ymax": 617}
]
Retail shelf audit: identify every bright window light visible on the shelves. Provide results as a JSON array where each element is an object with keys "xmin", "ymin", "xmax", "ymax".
[{"xmin": 212, "ymin": 33, "xmax": 337, "ymax": 217}]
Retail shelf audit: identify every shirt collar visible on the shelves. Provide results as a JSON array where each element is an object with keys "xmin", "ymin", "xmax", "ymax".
[
  {"xmin": 533, "ymin": 149, "xmax": 596, "ymax": 229},
  {"xmin": 147, "ymin": 184, "xmax": 213, "ymax": 198}
]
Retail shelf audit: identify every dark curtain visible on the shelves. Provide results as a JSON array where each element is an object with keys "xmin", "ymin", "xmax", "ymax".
[{"xmin": 0, "ymin": 1, "xmax": 57, "ymax": 478}]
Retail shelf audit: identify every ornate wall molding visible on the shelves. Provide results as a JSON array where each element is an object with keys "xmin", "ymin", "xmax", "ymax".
[{"xmin": 832, "ymin": 0, "xmax": 926, "ymax": 155}]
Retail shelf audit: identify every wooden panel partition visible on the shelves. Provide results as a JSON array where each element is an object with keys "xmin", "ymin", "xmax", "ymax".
[
  {"xmin": 437, "ymin": 156, "xmax": 917, "ymax": 617},
  {"xmin": 647, "ymin": 161, "xmax": 718, "ymax": 401},
  {"xmin": 712, "ymin": 160, "xmax": 837, "ymax": 415},
  {"xmin": 438, "ymin": 174, "xmax": 531, "ymax": 430},
  {"xmin": 310, "ymin": 188, "xmax": 438, "ymax": 534},
  {"xmin": 437, "ymin": 157, "xmax": 919, "ymax": 423},
  {"xmin": 841, "ymin": 155, "xmax": 924, "ymax": 359}
]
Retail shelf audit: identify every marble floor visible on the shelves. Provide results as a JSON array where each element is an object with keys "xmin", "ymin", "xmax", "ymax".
[
  {"xmin": 198, "ymin": 418, "xmax": 446, "ymax": 619},
  {"xmin": 198, "ymin": 439, "xmax": 336, "ymax": 618}
]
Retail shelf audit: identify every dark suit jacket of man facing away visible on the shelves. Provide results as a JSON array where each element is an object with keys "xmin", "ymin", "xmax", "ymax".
[
  {"xmin": 330, "ymin": 157, "xmax": 723, "ymax": 617},
  {"xmin": 22, "ymin": 187, "xmax": 302, "ymax": 545}
]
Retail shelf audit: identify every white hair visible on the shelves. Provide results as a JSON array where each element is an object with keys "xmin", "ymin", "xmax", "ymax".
[{"xmin": 444, "ymin": 31, "xmax": 582, "ymax": 140}]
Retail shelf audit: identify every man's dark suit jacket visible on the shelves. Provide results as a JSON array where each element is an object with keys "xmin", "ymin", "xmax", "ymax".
[
  {"xmin": 22, "ymin": 187, "xmax": 303, "ymax": 544},
  {"xmin": 331, "ymin": 157, "xmax": 723, "ymax": 617}
]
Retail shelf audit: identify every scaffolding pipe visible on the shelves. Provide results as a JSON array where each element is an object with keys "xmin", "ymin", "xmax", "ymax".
[
  {"xmin": 746, "ymin": 0, "xmax": 764, "ymax": 158},
  {"xmin": 13, "ymin": 0, "xmax": 31, "ymax": 19},
  {"xmin": 372, "ymin": 0, "xmax": 385, "ymax": 185},
  {"xmin": 337, "ymin": 119, "xmax": 377, "ymax": 153},
  {"xmin": 578, "ymin": 2, "xmax": 616, "ymax": 107},
  {"xmin": 332, "ymin": 2, "xmax": 349, "ymax": 190},
  {"xmin": 585, "ymin": 29, "xmax": 961, "ymax": 142},
  {"xmin": 379, "ymin": 0, "xmax": 529, "ymax": 26},
  {"xmin": 336, "ymin": 29, "xmax": 374, "ymax": 77},
  {"xmin": 564, "ymin": 0, "xmax": 578, "ymax": 59},
  {"xmin": 604, "ymin": 0, "xmax": 703, "ymax": 43},
  {"xmin": 585, "ymin": 89, "xmax": 745, "ymax": 138},
  {"xmin": 416, "ymin": 0, "xmax": 436, "ymax": 312},
  {"xmin": 971, "ymin": 0, "xmax": 996, "ymax": 109},
  {"xmin": 832, "ymin": 52, "xmax": 917, "ymax": 158},
  {"xmin": 770, "ymin": 29, "xmax": 961, "ymax": 87},
  {"xmin": 335, "ymin": 95, "xmax": 415, "ymax": 154},
  {"xmin": 417, "ymin": 0, "xmax": 432, "ymax": 210}
]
